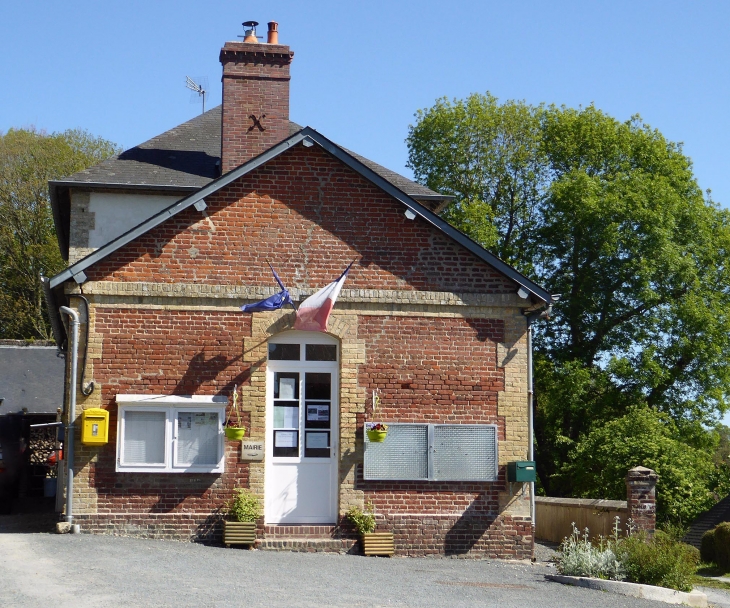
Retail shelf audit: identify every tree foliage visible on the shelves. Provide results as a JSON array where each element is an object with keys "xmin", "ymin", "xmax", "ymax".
[
  {"xmin": 0, "ymin": 128, "xmax": 120, "ymax": 339},
  {"xmin": 567, "ymin": 407, "xmax": 730, "ymax": 524},
  {"xmin": 407, "ymin": 94, "xmax": 730, "ymax": 520}
]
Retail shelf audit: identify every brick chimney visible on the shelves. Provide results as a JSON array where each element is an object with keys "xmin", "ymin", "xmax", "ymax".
[{"xmin": 219, "ymin": 21, "xmax": 294, "ymax": 173}]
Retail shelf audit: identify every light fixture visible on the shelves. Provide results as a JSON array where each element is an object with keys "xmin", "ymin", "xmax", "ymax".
[
  {"xmin": 302, "ymin": 138, "xmax": 314, "ymax": 148},
  {"xmin": 517, "ymin": 287, "xmax": 529, "ymax": 299},
  {"xmin": 404, "ymin": 209, "xmax": 416, "ymax": 220},
  {"xmin": 194, "ymin": 199, "xmax": 207, "ymax": 212}
]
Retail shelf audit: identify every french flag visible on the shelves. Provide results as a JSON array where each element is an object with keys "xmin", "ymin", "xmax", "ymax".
[{"xmin": 294, "ymin": 262, "xmax": 353, "ymax": 332}]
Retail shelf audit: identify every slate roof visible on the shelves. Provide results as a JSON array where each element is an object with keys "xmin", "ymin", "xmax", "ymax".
[
  {"xmin": 0, "ymin": 344, "xmax": 65, "ymax": 415},
  {"xmin": 52, "ymin": 106, "xmax": 446, "ymax": 201},
  {"xmin": 49, "ymin": 107, "xmax": 450, "ymax": 260}
]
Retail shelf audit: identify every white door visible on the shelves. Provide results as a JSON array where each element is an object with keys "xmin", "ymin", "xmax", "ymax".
[{"xmin": 265, "ymin": 332, "xmax": 339, "ymax": 524}]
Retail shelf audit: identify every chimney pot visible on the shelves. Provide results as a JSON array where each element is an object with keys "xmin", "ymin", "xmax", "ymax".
[
  {"xmin": 242, "ymin": 20, "xmax": 259, "ymax": 43},
  {"xmin": 267, "ymin": 21, "xmax": 279, "ymax": 45}
]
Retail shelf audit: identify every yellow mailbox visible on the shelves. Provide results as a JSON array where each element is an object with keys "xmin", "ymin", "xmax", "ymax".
[{"xmin": 81, "ymin": 408, "xmax": 109, "ymax": 445}]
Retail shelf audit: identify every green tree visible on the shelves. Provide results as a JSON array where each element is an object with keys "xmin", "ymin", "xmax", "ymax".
[
  {"xmin": 407, "ymin": 93, "xmax": 548, "ymax": 269},
  {"xmin": 0, "ymin": 128, "xmax": 120, "ymax": 339},
  {"xmin": 567, "ymin": 407, "xmax": 730, "ymax": 525},
  {"xmin": 407, "ymin": 95, "xmax": 730, "ymax": 507}
]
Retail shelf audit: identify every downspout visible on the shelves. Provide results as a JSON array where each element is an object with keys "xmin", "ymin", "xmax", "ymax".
[
  {"xmin": 527, "ymin": 322, "xmax": 535, "ymax": 528},
  {"xmin": 59, "ymin": 305, "xmax": 79, "ymax": 526},
  {"xmin": 525, "ymin": 300, "xmax": 557, "ymax": 530}
]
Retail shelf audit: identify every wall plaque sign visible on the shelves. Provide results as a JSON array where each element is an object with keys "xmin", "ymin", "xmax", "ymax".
[{"xmin": 240, "ymin": 442, "xmax": 264, "ymax": 461}]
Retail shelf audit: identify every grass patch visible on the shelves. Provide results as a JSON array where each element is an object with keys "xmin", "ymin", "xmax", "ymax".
[{"xmin": 692, "ymin": 563, "xmax": 730, "ymax": 591}]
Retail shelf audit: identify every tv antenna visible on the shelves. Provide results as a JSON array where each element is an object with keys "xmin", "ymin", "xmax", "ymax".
[{"xmin": 185, "ymin": 76, "xmax": 208, "ymax": 114}]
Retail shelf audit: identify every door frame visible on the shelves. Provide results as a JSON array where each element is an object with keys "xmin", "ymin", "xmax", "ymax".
[{"xmin": 264, "ymin": 331, "xmax": 340, "ymax": 524}]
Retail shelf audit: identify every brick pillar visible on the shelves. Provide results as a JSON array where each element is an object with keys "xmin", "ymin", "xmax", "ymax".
[{"xmin": 626, "ymin": 466, "xmax": 657, "ymax": 534}]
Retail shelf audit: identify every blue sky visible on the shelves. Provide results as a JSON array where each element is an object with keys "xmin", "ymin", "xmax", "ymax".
[
  {"xmin": 2, "ymin": 1, "xmax": 728, "ymax": 206},
  {"xmin": 2, "ymin": 2, "xmax": 729, "ymax": 422}
]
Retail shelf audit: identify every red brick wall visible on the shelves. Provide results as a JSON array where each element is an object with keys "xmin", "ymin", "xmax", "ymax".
[
  {"xmin": 351, "ymin": 315, "xmax": 525, "ymax": 557},
  {"xmin": 85, "ymin": 145, "xmax": 516, "ymax": 296},
  {"xmin": 220, "ymin": 41, "xmax": 293, "ymax": 172},
  {"xmin": 77, "ymin": 308, "xmax": 253, "ymax": 540},
  {"xmin": 358, "ymin": 316, "xmax": 505, "ymax": 425}
]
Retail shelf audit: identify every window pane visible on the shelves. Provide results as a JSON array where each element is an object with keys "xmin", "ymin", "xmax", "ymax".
[
  {"xmin": 273, "ymin": 405, "xmax": 299, "ymax": 429},
  {"xmin": 177, "ymin": 412, "xmax": 219, "ymax": 466},
  {"xmin": 124, "ymin": 411, "xmax": 165, "ymax": 465},
  {"xmin": 305, "ymin": 373, "xmax": 330, "ymax": 400},
  {"xmin": 305, "ymin": 344, "xmax": 337, "ymax": 361},
  {"xmin": 269, "ymin": 343, "xmax": 300, "ymax": 360},
  {"xmin": 274, "ymin": 372, "xmax": 299, "ymax": 399}
]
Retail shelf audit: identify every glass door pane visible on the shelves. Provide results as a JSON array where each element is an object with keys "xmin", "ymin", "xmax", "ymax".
[
  {"xmin": 304, "ymin": 372, "xmax": 331, "ymax": 458},
  {"xmin": 273, "ymin": 372, "xmax": 299, "ymax": 457}
]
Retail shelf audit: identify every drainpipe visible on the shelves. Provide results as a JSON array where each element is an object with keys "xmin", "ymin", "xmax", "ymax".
[
  {"xmin": 59, "ymin": 305, "xmax": 79, "ymax": 526},
  {"xmin": 527, "ymin": 323, "xmax": 536, "ymax": 528},
  {"xmin": 525, "ymin": 302, "xmax": 556, "ymax": 529}
]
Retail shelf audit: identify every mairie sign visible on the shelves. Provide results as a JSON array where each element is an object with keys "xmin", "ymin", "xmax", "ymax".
[{"xmin": 241, "ymin": 442, "xmax": 264, "ymax": 461}]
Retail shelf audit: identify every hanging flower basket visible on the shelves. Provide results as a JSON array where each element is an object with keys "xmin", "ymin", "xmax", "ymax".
[
  {"xmin": 366, "ymin": 422, "xmax": 388, "ymax": 443},
  {"xmin": 225, "ymin": 385, "xmax": 246, "ymax": 441},
  {"xmin": 225, "ymin": 426, "xmax": 246, "ymax": 441}
]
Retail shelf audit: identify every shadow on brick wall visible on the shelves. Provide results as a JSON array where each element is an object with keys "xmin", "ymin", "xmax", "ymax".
[
  {"xmin": 194, "ymin": 507, "xmax": 224, "ymax": 544},
  {"xmin": 444, "ymin": 495, "xmax": 496, "ymax": 555}
]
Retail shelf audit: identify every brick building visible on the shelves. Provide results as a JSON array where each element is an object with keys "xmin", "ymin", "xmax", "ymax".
[{"xmin": 45, "ymin": 22, "xmax": 554, "ymax": 558}]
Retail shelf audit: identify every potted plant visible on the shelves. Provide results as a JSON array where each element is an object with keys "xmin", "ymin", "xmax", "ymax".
[
  {"xmin": 366, "ymin": 390, "xmax": 388, "ymax": 443},
  {"xmin": 366, "ymin": 422, "xmax": 388, "ymax": 443},
  {"xmin": 223, "ymin": 488, "xmax": 261, "ymax": 547},
  {"xmin": 346, "ymin": 503, "xmax": 394, "ymax": 556},
  {"xmin": 224, "ymin": 384, "xmax": 246, "ymax": 441}
]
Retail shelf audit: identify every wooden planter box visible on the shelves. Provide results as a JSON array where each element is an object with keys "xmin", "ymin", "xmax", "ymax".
[
  {"xmin": 362, "ymin": 532, "xmax": 394, "ymax": 556},
  {"xmin": 223, "ymin": 521, "xmax": 256, "ymax": 547}
]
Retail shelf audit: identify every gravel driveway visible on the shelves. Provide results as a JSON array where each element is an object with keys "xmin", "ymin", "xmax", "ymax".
[{"xmin": 0, "ymin": 532, "xmax": 704, "ymax": 607}]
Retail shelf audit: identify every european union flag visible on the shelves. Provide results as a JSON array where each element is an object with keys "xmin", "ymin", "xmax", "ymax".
[{"xmin": 240, "ymin": 264, "xmax": 295, "ymax": 313}]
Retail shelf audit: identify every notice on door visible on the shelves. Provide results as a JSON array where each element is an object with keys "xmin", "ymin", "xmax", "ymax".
[
  {"xmin": 306, "ymin": 405, "xmax": 329, "ymax": 422},
  {"xmin": 274, "ymin": 430, "xmax": 297, "ymax": 448},
  {"xmin": 279, "ymin": 377, "xmax": 296, "ymax": 400}
]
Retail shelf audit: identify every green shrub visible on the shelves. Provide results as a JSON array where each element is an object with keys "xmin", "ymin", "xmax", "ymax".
[
  {"xmin": 345, "ymin": 503, "xmax": 376, "ymax": 535},
  {"xmin": 700, "ymin": 528, "xmax": 716, "ymax": 565},
  {"xmin": 227, "ymin": 489, "xmax": 261, "ymax": 522},
  {"xmin": 616, "ymin": 531, "xmax": 699, "ymax": 592},
  {"xmin": 701, "ymin": 522, "xmax": 730, "ymax": 571}
]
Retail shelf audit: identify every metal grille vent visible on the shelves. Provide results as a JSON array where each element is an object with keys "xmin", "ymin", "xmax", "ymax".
[
  {"xmin": 433, "ymin": 424, "xmax": 498, "ymax": 481},
  {"xmin": 364, "ymin": 423, "xmax": 498, "ymax": 482},
  {"xmin": 363, "ymin": 424, "xmax": 428, "ymax": 480}
]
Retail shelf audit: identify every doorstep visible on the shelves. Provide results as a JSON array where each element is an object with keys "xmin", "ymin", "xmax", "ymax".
[{"xmin": 257, "ymin": 524, "xmax": 357, "ymax": 553}]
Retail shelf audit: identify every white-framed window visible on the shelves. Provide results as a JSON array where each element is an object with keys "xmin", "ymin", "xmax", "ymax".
[{"xmin": 116, "ymin": 394, "xmax": 226, "ymax": 473}]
